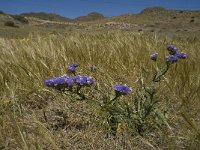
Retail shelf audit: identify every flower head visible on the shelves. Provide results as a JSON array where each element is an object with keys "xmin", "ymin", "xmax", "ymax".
[
  {"xmin": 53, "ymin": 76, "xmax": 67, "ymax": 86},
  {"xmin": 114, "ymin": 84, "xmax": 131, "ymax": 95},
  {"xmin": 166, "ymin": 55, "xmax": 179, "ymax": 63},
  {"xmin": 176, "ymin": 52, "xmax": 188, "ymax": 59},
  {"xmin": 166, "ymin": 44, "xmax": 179, "ymax": 55},
  {"xmin": 44, "ymin": 77, "xmax": 58, "ymax": 87},
  {"xmin": 67, "ymin": 66, "xmax": 76, "ymax": 72},
  {"xmin": 90, "ymin": 65, "xmax": 97, "ymax": 71},
  {"xmin": 86, "ymin": 77, "xmax": 96, "ymax": 85},
  {"xmin": 65, "ymin": 77, "xmax": 74, "ymax": 86},
  {"xmin": 70, "ymin": 62, "xmax": 78, "ymax": 68},
  {"xmin": 75, "ymin": 75, "xmax": 96, "ymax": 86},
  {"xmin": 150, "ymin": 53, "xmax": 158, "ymax": 61},
  {"xmin": 44, "ymin": 76, "xmax": 74, "ymax": 89},
  {"xmin": 75, "ymin": 75, "xmax": 87, "ymax": 86},
  {"xmin": 67, "ymin": 62, "xmax": 78, "ymax": 73}
]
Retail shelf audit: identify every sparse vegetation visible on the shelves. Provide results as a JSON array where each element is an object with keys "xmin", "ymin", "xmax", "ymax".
[
  {"xmin": 75, "ymin": 12, "xmax": 106, "ymax": 22},
  {"xmin": 0, "ymin": 7, "xmax": 200, "ymax": 149},
  {"xmin": 0, "ymin": 31, "xmax": 200, "ymax": 149},
  {"xmin": 12, "ymin": 15, "xmax": 29, "ymax": 24},
  {"xmin": 140, "ymin": 7, "xmax": 167, "ymax": 14},
  {"xmin": 21, "ymin": 12, "xmax": 71, "ymax": 22}
]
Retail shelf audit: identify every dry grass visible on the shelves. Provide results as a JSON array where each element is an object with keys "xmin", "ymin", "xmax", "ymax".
[{"xmin": 0, "ymin": 31, "xmax": 200, "ymax": 149}]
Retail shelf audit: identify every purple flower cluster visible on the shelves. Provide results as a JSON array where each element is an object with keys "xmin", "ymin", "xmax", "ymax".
[
  {"xmin": 165, "ymin": 44, "xmax": 188, "ymax": 63},
  {"xmin": 114, "ymin": 84, "xmax": 131, "ymax": 95},
  {"xmin": 176, "ymin": 51, "xmax": 188, "ymax": 59},
  {"xmin": 44, "ymin": 76, "xmax": 74, "ymax": 88},
  {"xmin": 166, "ymin": 44, "xmax": 179, "ymax": 55},
  {"xmin": 166, "ymin": 55, "xmax": 179, "ymax": 62},
  {"xmin": 44, "ymin": 75, "xmax": 95, "ymax": 89},
  {"xmin": 75, "ymin": 75, "xmax": 96, "ymax": 86},
  {"xmin": 150, "ymin": 53, "xmax": 158, "ymax": 61},
  {"xmin": 67, "ymin": 62, "xmax": 78, "ymax": 73}
]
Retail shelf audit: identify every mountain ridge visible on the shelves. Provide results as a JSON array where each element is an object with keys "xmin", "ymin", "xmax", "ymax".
[{"xmin": 1, "ymin": 7, "xmax": 200, "ymax": 23}]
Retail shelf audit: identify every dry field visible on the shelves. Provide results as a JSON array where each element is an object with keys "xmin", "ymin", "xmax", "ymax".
[{"xmin": 0, "ymin": 31, "xmax": 200, "ymax": 149}]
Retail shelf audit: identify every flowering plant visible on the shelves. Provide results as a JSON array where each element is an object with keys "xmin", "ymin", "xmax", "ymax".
[{"xmin": 44, "ymin": 45, "xmax": 188, "ymax": 136}]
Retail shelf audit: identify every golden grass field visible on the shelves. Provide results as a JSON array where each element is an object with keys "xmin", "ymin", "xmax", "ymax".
[{"xmin": 0, "ymin": 31, "xmax": 200, "ymax": 149}]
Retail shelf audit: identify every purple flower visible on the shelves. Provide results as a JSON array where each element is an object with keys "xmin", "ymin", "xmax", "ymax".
[
  {"xmin": 90, "ymin": 65, "xmax": 97, "ymax": 71},
  {"xmin": 75, "ymin": 75, "xmax": 87, "ymax": 85},
  {"xmin": 67, "ymin": 66, "xmax": 76, "ymax": 72},
  {"xmin": 75, "ymin": 75, "xmax": 95, "ymax": 86},
  {"xmin": 67, "ymin": 62, "xmax": 78, "ymax": 73},
  {"xmin": 166, "ymin": 55, "xmax": 179, "ymax": 63},
  {"xmin": 44, "ymin": 77, "xmax": 58, "ymax": 87},
  {"xmin": 86, "ymin": 77, "xmax": 96, "ymax": 85},
  {"xmin": 53, "ymin": 76, "xmax": 67, "ymax": 86},
  {"xmin": 114, "ymin": 84, "xmax": 131, "ymax": 95},
  {"xmin": 150, "ymin": 53, "xmax": 158, "ymax": 61},
  {"xmin": 65, "ymin": 77, "xmax": 74, "ymax": 87},
  {"xmin": 176, "ymin": 52, "xmax": 188, "ymax": 59},
  {"xmin": 166, "ymin": 44, "xmax": 179, "ymax": 55},
  {"xmin": 70, "ymin": 62, "xmax": 78, "ymax": 68},
  {"xmin": 44, "ymin": 76, "xmax": 74, "ymax": 88}
]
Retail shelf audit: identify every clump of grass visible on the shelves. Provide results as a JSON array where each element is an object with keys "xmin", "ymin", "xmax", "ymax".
[{"xmin": 0, "ymin": 31, "xmax": 200, "ymax": 149}]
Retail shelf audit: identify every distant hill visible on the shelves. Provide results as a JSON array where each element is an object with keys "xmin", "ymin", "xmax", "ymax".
[
  {"xmin": 139, "ymin": 7, "xmax": 167, "ymax": 14},
  {"xmin": 1, "ymin": 8, "xmax": 199, "ymax": 25},
  {"xmin": 21, "ymin": 12, "xmax": 72, "ymax": 22},
  {"xmin": 1, "ymin": 7, "xmax": 200, "ymax": 34},
  {"xmin": 75, "ymin": 12, "xmax": 106, "ymax": 22},
  {"xmin": 110, "ymin": 7, "xmax": 200, "ymax": 26}
]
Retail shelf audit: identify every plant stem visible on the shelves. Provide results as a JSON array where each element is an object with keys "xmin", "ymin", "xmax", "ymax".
[
  {"xmin": 153, "ymin": 63, "xmax": 170, "ymax": 82},
  {"xmin": 108, "ymin": 94, "xmax": 120, "ymax": 104}
]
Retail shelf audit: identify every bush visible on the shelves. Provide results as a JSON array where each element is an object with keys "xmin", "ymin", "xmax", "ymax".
[
  {"xmin": 12, "ymin": 15, "xmax": 29, "ymax": 24},
  {"xmin": 0, "ymin": 10, "xmax": 5, "ymax": 14},
  {"xmin": 4, "ymin": 21, "xmax": 18, "ymax": 27},
  {"xmin": 190, "ymin": 19, "xmax": 195, "ymax": 23}
]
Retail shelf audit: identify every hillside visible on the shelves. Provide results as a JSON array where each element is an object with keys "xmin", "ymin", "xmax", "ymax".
[
  {"xmin": 111, "ymin": 7, "xmax": 200, "ymax": 25},
  {"xmin": 1, "ymin": 8, "xmax": 200, "ymax": 26},
  {"xmin": 0, "ymin": 7, "xmax": 200, "ymax": 38},
  {"xmin": 21, "ymin": 12, "xmax": 72, "ymax": 22},
  {"xmin": 74, "ymin": 12, "xmax": 106, "ymax": 22}
]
